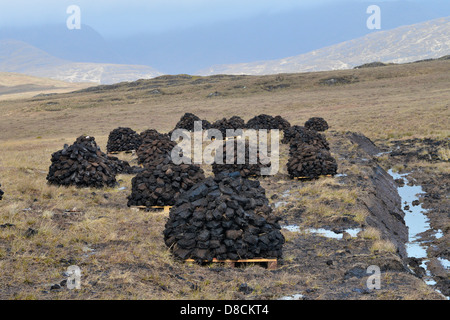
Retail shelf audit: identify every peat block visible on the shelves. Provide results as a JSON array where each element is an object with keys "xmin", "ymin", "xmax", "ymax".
[
  {"xmin": 127, "ymin": 157, "xmax": 205, "ymax": 207},
  {"xmin": 140, "ymin": 129, "xmax": 169, "ymax": 143},
  {"xmin": 282, "ymin": 125, "xmax": 329, "ymax": 150},
  {"xmin": 173, "ymin": 112, "xmax": 211, "ymax": 132},
  {"xmin": 106, "ymin": 127, "xmax": 142, "ymax": 153},
  {"xmin": 272, "ymin": 115, "xmax": 291, "ymax": 131},
  {"xmin": 211, "ymin": 140, "xmax": 271, "ymax": 178},
  {"xmin": 245, "ymin": 114, "xmax": 290, "ymax": 130},
  {"xmin": 136, "ymin": 135, "xmax": 177, "ymax": 167},
  {"xmin": 47, "ymin": 135, "xmax": 119, "ymax": 188},
  {"xmin": 304, "ymin": 117, "xmax": 329, "ymax": 132},
  {"xmin": 107, "ymin": 155, "xmax": 142, "ymax": 175},
  {"xmin": 287, "ymin": 144, "xmax": 338, "ymax": 179},
  {"xmin": 163, "ymin": 173, "xmax": 285, "ymax": 262},
  {"xmin": 209, "ymin": 116, "xmax": 246, "ymax": 137}
]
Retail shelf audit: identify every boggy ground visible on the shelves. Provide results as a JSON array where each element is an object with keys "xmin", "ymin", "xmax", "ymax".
[
  {"xmin": 0, "ymin": 132, "xmax": 446, "ymax": 300},
  {"xmin": 374, "ymin": 137, "xmax": 450, "ymax": 296},
  {"xmin": 0, "ymin": 59, "xmax": 448, "ymax": 299}
]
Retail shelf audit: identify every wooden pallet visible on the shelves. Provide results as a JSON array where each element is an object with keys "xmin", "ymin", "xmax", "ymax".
[
  {"xmin": 185, "ymin": 258, "xmax": 277, "ymax": 270},
  {"xmin": 293, "ymin": 174, "xmax": 333, "ymax": 180},
  {"xmin": 131, "ymin": 206, "xmax": 172, "ymax": 213}
]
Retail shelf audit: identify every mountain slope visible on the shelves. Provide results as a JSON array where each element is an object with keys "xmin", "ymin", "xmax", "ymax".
[
  {"xmin": 105, "ymin": 0, "xmax": 450, "ymax": 74},
  {"xmin": 198, "ymin": 17, "xmax": 450, "ymax": 76},
  {"xmin": 0, "ymin": 40, "xmax": 163, "ymax": 84},
  {"xmin": 0, "ymin": 24, "xmax": 121, "ymax": 64}
]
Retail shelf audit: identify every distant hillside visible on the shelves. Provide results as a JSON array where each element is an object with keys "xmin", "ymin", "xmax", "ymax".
[
  {"xmin": 0, "ymin": 40, "xmax": 163, "ymax": 84},
  {"xmin": 0, "ymin": 72, "xmax": 91, "ymax": 100},
  {"xmin": 0, "ymin": 24, "xmax": 121, "ymax": 64},
  {"xmin": 198, "ymin": 17, "xmax": 450, "ymax": 76},
  {"xmin": 4, "ymin": 1, "xmax": 447, "ymax": 75}
]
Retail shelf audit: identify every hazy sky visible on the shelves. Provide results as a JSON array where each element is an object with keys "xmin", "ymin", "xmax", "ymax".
[{"xmin": 0, "ymin": 0, "xmax": 439, "ymax": 37}]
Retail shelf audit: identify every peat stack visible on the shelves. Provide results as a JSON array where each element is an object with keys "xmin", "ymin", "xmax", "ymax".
[
  {"xmin": 46, "ymin": 135, "xmax": 117, "ymax": 188},
  {"xmin": 140, "ymin": 129, "xmax": 169, "ymax": 143},
  {"xmin": 282, "ymin": 125, "xmax": 329, "ymax": 151},
  {"xmin": 83, "ymin": 135, "xmax": 139, "ymax": 174},
  {"xmin": 0, "ymin": 183, "xmax": 3, "ymax": 200},
  {"xmin": 106, "ymin": 127, "xmax": 142, "ymax": 153},
  {"xmin": 246, "ymin": 114, "xmax": 274, "ymax": 130},
  {"xmin": 209, "ymin": 116, "xmax": 246, "ymax": 137},
  {"xmin": 211, "ymin": 140, "xmax": 271, "ymax": 178},
  {"xmin": 107, "ymin": 155, "xmax": 142, "ymax": 175},
  {"xmin": 287, "ymin": 144, "xmax": 337, "ymax": 179},
  {"xmin": 173, "ymin": 112, "xmax": 211, "ymax": 132},
  {"xmin": 163, "ymin": 173, "xmax": 285, "ymax": 262},
  {"xmin": 304, "ymin": 117, "xmax": 329, "ymax": 132},
  {"xmin": 136, "ymin": 135, "xmax": 177, "ymax": 167},
  {"xmin": 127, "ymin": 157, "xmax": 205, "ymax": 207},
  {"xmin": 272, "ymin": 115, "xmax": 291, "ymax": 131},
  {"xmin": 245, "ymin": 114, "xmax": 290, "ymax": 130}
]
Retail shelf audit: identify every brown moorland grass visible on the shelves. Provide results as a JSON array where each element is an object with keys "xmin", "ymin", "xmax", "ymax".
[{"xmin": 0, "ymin": 59, "xmax": 448, "ymax": 142}]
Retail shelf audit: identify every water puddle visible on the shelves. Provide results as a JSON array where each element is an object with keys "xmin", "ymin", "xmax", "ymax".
[
  {"xmin": 274, "ymin": 201, "xmax": 288, "ymax": 209},
  {"xmin": 387, "ymin": 169, "xmax": 448, "ymax": 298},
  {"xmin": 420, "ymin": 260, "xmax": 437, "ymax": 286},
  {"xmin": 278, "ymin": 293, "xmax": 304, "ymax": 300},
  {"xmin": 282, "ymin": 225, "xmax": 300, "ymax": 233},
  {"xmin": 435, "ymin": 229, "xmax": 444, "ymax": 239},
  {"xmin": 272, "ymin": 189, "xmax": 292, "ymax": 208},
  {"xmin": 374, "ymin": 151, "xmax": 392, "ymax": 157},
  {"xmin": 437, "ymin": 257, "xmax": 450, "ymax": 270},
  {"xmin": 387, "ymin": 170, "xmax": 431, "ymax": 259},
  {"xmin": 310, "ymin": 228, "xmax": 361, "ymax": 239},
  {"xmin": 282, "ymin": 224, "xmax": 361, "ymax": 239}
]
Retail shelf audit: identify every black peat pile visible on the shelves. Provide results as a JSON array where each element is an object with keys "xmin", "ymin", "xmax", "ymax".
[
  {"xmin": 245, "ymin": 114, "xmax": 290, "ymax": 130},
  {"xmin": 304, "ymin": 117, "xmax": 329, "ymax": 132},
  {"xmin": 106, "ymin": 127, "xmax": 142, "ymax": 153},
  {"xmin": 283, "ymin": 125, "xmax": 337, "ymax": 179},
  {"xmin": 272, "ymin": 115, "xmax": 291, "ymax": 130},
  {"xmin": 137, "ymin": 135, "xmax": 177, "ymax": 168},
  {"xmin": 127, "ymin": 157, "xmax": 205, "ymax": 207},
  {"xmin": 107, "ymin": 155, "xmax": 142, "ymax": 175},
  {"xmin": 287, "ymin": 144, "xmax": 338, "ymax": 179},
  {"xmin": 47, "ymin": 136, "xmax": 118, "ymax": 188},
  {"xmin": 282, "ymin": 125, "xmax": 329, "ymax": 149},
  {"xmin": 173, "ymin": 113, "xmax": 211, "ymax": 132},
  {"xmin": 0, "ymin": 183, "xmax": 3, "ymax": 200},
  {"xmin": 140, "ymin": 129, "xmax": 169, "ymax": 142},
  {"xmin": 211, "ymin": 140, "xmax": 270, "ymax": 178},
  {"xmin": 210, "ymin": 116, "xmax": 246, "ymax": 137},
  {"xmin": 163, "ymin": 173, "xmax": 285, "ymax": 262}
]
